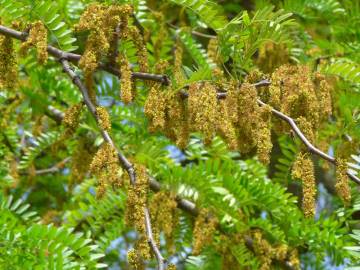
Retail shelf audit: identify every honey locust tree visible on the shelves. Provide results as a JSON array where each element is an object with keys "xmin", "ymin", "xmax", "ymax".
[{"xmin": 1, "ymin": 0, "xmax": 360, "ymax": 269}]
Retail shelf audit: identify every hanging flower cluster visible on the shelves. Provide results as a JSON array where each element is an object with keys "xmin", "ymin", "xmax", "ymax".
[
  {"xmin": 75, "ymin": 4, "xmax": 148, "ymax": 104},
  {"xmin": 0, "ymin": 35, "xmax": 17, "ymax": 89},
  {"xmin": 269, "ymin": 65, "xmax": 332, "ymax": 141},
  {"xmin": 20, "ymin": 21, "xmax": 48, "ymax": 64},
  {"xmin": 291, "ymin": 152, "xmax": 316, "ymax": 217},
  {"xmin": 150, "ymin": 191, "xmax": 179, "ymax": 252},
  {"xmin": 89, "ymin": 143, "xmax": 123, "ymax": 198},
  {"xmin": 192, "ymin": 208, "xmax": 218, "ymax": 255},
  {"xmin": 125, "ymin": 164, "xmax": 152, "ymax": 259}
]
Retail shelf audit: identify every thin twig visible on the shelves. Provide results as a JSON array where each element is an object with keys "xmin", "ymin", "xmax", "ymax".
[
  {"xmin": 0, "ymin": 24, "xmax": 169, "ymax": 84},
  {"xmin": 60, "ymin": 59, "xmax": 166, "ymax": 270}
]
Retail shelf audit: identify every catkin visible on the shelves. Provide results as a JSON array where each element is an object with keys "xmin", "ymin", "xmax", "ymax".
[
  {"xmin": 0, "ymin": 35, "xmax": 17, "ymax": 89},
  {"xmin": 192, "ymin": 209, "xmax": 218, "ymax": 255},
  {"xmin": 188, "ymin": 82, "xmax": 217, "ymax": 145},
  {"xmin": 292, "ymin": 153, "xmax": 316, "ymax": 217},
  {"xmin": 335, "ymin": 158, "xmax": 351, "ymax": 205},
  {"xmin": 20, "ymin": 21, "xmax": 48, "ymax": 64}
]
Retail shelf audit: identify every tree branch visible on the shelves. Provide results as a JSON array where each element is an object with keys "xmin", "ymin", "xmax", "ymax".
[
  {"xmin": 60, "ymin": 59, "xmax": 166, "ymax": 270},
  {"xmin": 0, "ymin": 24, "xmax": 170, "ymax": 85}
]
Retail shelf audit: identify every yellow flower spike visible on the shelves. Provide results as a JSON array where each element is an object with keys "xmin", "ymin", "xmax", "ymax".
[
  {"xmin": 118, "ymin": 53, "xmax": 133, "ymax": 104},
  {"xmin": 150, "ymin": 192, "xmax": 179, "ymax": 252},
  {"xmin": 256, "ymin": 105, "xmax": 273, "ymax": 165},
  {"xmin": 96, "ymin": 106, "xmax": 111, "ymax": 131},
  {"xmin": 335, "ymin": 158, "xmax": 351, "ymax": 205},
  {"xmin": 0, "ymin": 35, "xmax": 17, "ymax": 89},
  {"xmin": 20, "ymin": 21, "xmax": 48, "ymax": 64},
  {"xmin": 62, "ymin": 103, "xmax": 83, "ymax": 132},
  {"xmin": 188, "ymin": 82, "xmax": 217, "ymax": 145},
  {"xmin": 192, "ymin": 209, "xmax": 218, "ymax": 255},
  {"xmin": 216, "ymin": 99, "xmax": 238, "ymax": 150},
  {"xmin": 292, "ymin": 153, "xmax": 316, "ymax": 217},
  {"xmin": 128, "ymin": 26, "xmax": 148, "ymax": 73}
]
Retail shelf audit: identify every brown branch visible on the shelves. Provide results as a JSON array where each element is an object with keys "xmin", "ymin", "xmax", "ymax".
[
  {"xmin": 60, "ymin": 59, "xmax": 166, "ymax": 270},
  {"xmin": 0, "ymin": 24, "xmax": 170, "ymax": 85}
]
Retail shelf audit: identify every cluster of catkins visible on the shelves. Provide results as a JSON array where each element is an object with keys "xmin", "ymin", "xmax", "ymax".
[
  {"xmin": 150, "ymin": 191, "xmax": 179, "ymax": 252},
  {"xmin": 145, "ymin": 77, "xmax": 273, "ymax": 164},
  {"xmin": 75, "ymin": 4, "xmax": 148, "ymax": 104},
  {"xmin": 89, "ymin": 143, "xmax": 123, "ymax": 198}
]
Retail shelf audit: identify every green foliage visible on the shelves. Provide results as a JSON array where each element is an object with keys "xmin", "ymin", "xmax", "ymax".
[
  {"xmin": 0, "ymin": 0, "xmax": 77, "ymax": 51},
  {"xmin": 170, "ymin": 0, "xmax": 228, "ymax": 31},
  {"xmin": 0, "ymin": 195, "xmax": 106, "ymax": 269}
]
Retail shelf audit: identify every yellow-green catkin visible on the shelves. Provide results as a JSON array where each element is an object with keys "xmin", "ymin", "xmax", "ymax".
[
  {"xmin": 289, "ymin": 249, "xmax": 301, "ymax": 270},
  {"xmin": 256, "ymin": 42, "xmax": 289, "ymax": 74},
  {"xmin": 188, "ymin": 82, "xmax": 217, "ymax": 145},
  {"xmin": 292, "ymin": 153, "xmax": 316, "ymax": 217},
  {"xmin": 20, "ymin": 21, "xmax": 48, "ymax": 64},
  {"xmin": 96, "ymin": 106, "xmax": 111, "ymax": 131},
  {"xmin": 270, "ymin": 65, "xmax": 320, "ymax": 135},
  {"xmin": 62, "ymin": 103, "xmax": 83, "ymax": 132},
  {"xmin": 127, "ymin": 248, "xmax": 144, "ymax": 270},
  {"xmin": 89, "ymin": 143, "xmax": 122, "ymax": 198},
  {"xmin": 128, "ymin": 26, "xmax": 148, "ymax": 72},
  {"xmin": 150, "ymin": 192, "xmax": 178, "ymax": 252},
  {"xmin": 119, "ymin": 53, "xmax": 133, "ymax": 104},
  {"xmin": 75, "ymin": 4, "xmax": 134, "ymax": 104},
  {"xmin": 125, "ymin": 164, "xmax": 150, "ymax": 258},
  {"xmin": 252, "ymin": 230, "xmax": 273, "ymax": 270},
  {"xmin": 335, "ymin": 158, "xmax": 351, "ymax": 205},
  {"xmin": 192, "ymin": 209, "xmax": 218, "ymax": 255},
  {"xmin": 144, "ymin": 60, "xmax": 169, "ymax": 132},
  {"xmin": 173, "ymin": 40, "xmax": 185, "ymax": 84},
  {"xmin": 70, "ymin": 136, "xmax": 96, "ymax": 187},
  {"xmin": 314, "ymin": 72, "xmax": 332, "ymax": 121},
  {"xmin": 216, "ymin": 99, "xmax": 238, "ymax": 150},
  {"xmin": 0, "ymin": 35, "xmax": 17, "ymax": 89},
  {"xmin": 207, "ymin": 38, "xmax": 223, "ymax": 79},
  {"xmin": 257, "ymin": 104, "xmax": 273, "ymax": 165},
  {"xmin": 144, "ymin": 84, "xmax": 166, "ymax": 132},
  {"xmin": 164, "ymin": 92, "xmax": 190, "ymax": 149},
  {"xmin": 235, "ymin": 83, "xmax": 261, "ymax": 154},
  {"xmin": 166, "ymin": 263, "xmax": 176, "ymax": 270}
]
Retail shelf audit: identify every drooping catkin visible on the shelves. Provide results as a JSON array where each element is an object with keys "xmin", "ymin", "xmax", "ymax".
[
  {"xmin": 96, "ymin": 106, "xmax": 111, "ymax": 131},
  {"xmin": 20, "ymin": 21, "xmax": 48, "ymax": 64},
  {"xmin": 164, "ymin": 92, "xmax": 190, "ymax": 149},
  {"xmin": 256, "ymin": 104, "xmax": 273, "ymax": 165},
  {"xmin": 90, "ymin": 143, "xmax": 122, "ymax": 198},
  {"xmin": 127, "ymin": 248, "xmax": 144, "ymax": 270},
  {"xmin": 252, "ymin": 230, "xmax": 273, "ymax": 270},
  {"xmin": 335, "ymin": 158, "xmax": 351, "ymax": 205},
  {"xmin": 192, "ymin": 209, "xmax": 218, "ymax": 255},
  {"xmin": 216, "ymin": 99, "xmax": 238, "ymax": 150},
  {"xmin": 291, "ymin": 152, "xmax": 316, "ymax": 217},
  {"xmin": 144, "ymin": 84, "xmax": 166, "ymax": 132},
  {"xmin": 270, "ymin": 65, "xmax": 320, "ymax": 135},
  {"xmin": 119, "ymin": 53, "xmax": 133, "ymax": 104},
  {"xmin": 150, "ymin": 192, "xmax": 178, "ymax": 252},
  {"xmin": 256, "ymin": 42, "xmax": 289, "ymax": 73},
  {"xmin": 235, "ymin": 83, "xmax": 261, "ymax": 154},
  {"xmin": 173, "ymin": 40, "xmax": 184, "ymax": 84},
  {"xmin": 0, "ymin": 35, "xmax": 17, "ymax": 89},
  {"xmin": 125, "ymin": 164, "xmax": 149, "ymax": 257},
  {"xmin": 128, "ymin": 26, "xmax": 148, "ymax": 72},
  {"xmin": 70, "ymin": 136, "xmax": 96, "ymax": 186},
  {"xmin": 62, "ymin": 103, "xmax": 83, "ymax": 132},
  {"xmin": 188, "ymin": 82, "xmax": 217, "ymax": 145}
]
